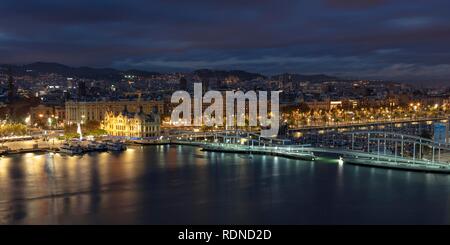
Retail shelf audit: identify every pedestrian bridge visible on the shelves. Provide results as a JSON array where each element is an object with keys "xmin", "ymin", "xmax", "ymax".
[{"xmin": 171, "ymin": 129, "xmax": 450, "ymax": 173}]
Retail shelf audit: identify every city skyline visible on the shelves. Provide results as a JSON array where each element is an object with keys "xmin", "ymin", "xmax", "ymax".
[
  {"xmin": 1, "ymin": 0, "xmax": 450, "ymax": 229},
  {"xmin": 1, "ymin": 0, "xmax": 450, "ymax": 84}
]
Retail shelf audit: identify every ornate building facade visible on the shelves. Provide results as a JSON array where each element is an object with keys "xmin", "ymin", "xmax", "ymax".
[
  {"xmin": 65, "ymin": 100, "xmax": 164, "ymax": 125},
  {"xmin": 101, "ymin": 106, "xmax": 161, "ymax": 138}
]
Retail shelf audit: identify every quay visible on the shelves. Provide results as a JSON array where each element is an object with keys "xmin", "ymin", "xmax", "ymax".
[
  {"xmin": 1, "ymin": 147, "xmax": 57, "ymax": 155},
  {"xmin": 127, "ymin": 139, "xmax": 170, "ymax": 146}
]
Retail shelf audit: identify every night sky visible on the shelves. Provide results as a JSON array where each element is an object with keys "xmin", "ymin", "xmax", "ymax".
[{"xmin": 1, "ymin": 0, "xmax": 449, "ymax": 83}]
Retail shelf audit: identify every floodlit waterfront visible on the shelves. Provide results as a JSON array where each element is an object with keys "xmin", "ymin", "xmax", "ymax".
[{"xmin": 0, "ymin": 145, "xmax": 450, "ymax": 224}]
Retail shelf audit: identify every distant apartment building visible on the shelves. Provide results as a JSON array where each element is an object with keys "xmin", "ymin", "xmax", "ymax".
[
  {"xmin": 101, "ymin": 106, "xmax": 161, "ymax": 138},
  {"xmin": 419, "ymin": 96, "xmax": 446, "ymax": 106},
  {"xmin": 303, "ymin": 84, "xmax": 325, "ymax": 94},
  {"xmin": 65, "ymin": 100, "xmax": 164, "ymax": 125},
  {"xmin": 305, "ymin": 100, "xmax": 344, "ymax": 111}
]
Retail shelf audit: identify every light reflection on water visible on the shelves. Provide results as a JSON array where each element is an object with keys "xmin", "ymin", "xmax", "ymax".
[{"xmin": 0, "ymin": 145, "xmax": 449, "ymax": 224}]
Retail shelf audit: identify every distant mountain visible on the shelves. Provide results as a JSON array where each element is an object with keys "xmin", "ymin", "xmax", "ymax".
[
  {"xmin": 271, "ymin": 73, "xmax": 339, "ymax": 82},
  {"xmin": 193, "ymin": 69, "xmax": 266, "ymax": 81},
  {"xmin": 124, "ymin": 69, "xmax": 161, "ymax": 77},
  {"xmin": 0, "ymin": 62, "xmax": 341, "ymax": 83},
  {"xmin": 0, "ymin": 62, "xmax": 160, "ymax": 80},
  {"xmin": 22, "ymin": 62, "xmax": 72, "ymax": 74}
]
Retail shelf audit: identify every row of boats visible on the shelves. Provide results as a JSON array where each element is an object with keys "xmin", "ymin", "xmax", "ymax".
[{"xmin": 59, "ymin": 141, "xmax": 127, "ymax": 154}]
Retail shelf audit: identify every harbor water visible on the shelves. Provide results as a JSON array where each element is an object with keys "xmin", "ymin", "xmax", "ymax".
[{"xmin": 0, "ymin": 145, "xmax": 449, "ymax": 224}]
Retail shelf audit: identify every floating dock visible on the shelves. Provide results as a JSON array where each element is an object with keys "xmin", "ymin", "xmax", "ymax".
[{"xmin": 201, "ymin": 144, "xmax": 315, "ymax": 161}]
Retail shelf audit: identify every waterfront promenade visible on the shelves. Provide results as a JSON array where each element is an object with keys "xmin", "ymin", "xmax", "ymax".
[
  {"xmin": 1, "ymin": 139, "xmax": 63, "ymax": 154},
  {"xmin": 289, "ymin": 116, "xmax": 449, "ymax": 131}
]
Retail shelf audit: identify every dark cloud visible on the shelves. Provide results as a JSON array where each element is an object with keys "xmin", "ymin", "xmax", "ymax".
[
  {"xmin": 0, "ymin": 0, "xmax": 449, "ymax": 82},
  {"xmin": 325, "ymin": 0, "xmax": 386, "ymax": 9}
]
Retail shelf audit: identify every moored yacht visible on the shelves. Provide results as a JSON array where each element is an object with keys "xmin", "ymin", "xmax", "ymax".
[
  {"xmin": 87, "ymin": 142, "xmax": 108, "ymax": 152},
  {"xmin": 106, "ymin": 141, "xmax": 127, "ymax": 151},
  {"xmin": 59, "ymin": 142, "xmax": 83, "ymax": 154}
]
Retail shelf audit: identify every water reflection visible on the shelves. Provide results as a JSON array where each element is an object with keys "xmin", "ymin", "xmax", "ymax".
[{"xmin": 0, "ymin": 145, "xmax": 449, "ymax": 224}]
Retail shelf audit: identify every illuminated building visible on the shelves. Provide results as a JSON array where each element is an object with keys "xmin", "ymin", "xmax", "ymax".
[
  {"xmin": 305, "ymin": 100, "xmax": 332, "ymax": 111},
  {"xmin": 65, "ymin": 100, "xmax": 164, "ymax": 125},
  {"xmin": 101, "ymin": 106, "xmax": 161, "ymax": 138}
]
